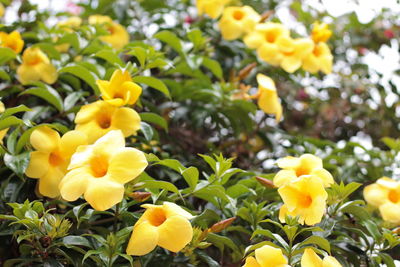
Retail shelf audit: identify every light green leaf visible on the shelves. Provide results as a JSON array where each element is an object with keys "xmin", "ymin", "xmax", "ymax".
[
  {"xmin": 140, "ymin": 112, "xmax": 168, "ymax": 131},
  {"xmin": 132, "ymin": 76, "xmax": 170, "ymax": 98},
  {"xmin": 20, "ymin": 86, "xmax": 63, "ymax": 112},
  {"xmin": 59, "ymin": 65, "xmax": 99, "ymax": 94}
]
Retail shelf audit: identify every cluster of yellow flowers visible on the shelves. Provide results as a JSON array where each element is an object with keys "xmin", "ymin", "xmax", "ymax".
[
  {"xmin": 364, "ymin": 177, "xmax": 400, "ymax": 224},
  {"xmin": 274, "ymin": 154, "xmax": 333, "ymax": 225},
  {"xmin": 196, "ymin": 0, "xmax": 333, "ymax": 74},
  {"xmin": 244, "ymin": 245, "xmax": 341, "ymax": 267}
]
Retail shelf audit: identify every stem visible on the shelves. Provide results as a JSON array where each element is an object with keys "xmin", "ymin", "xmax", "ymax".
[{"xmin": 113, "ymin": 203, "xmax": 120, "ymax": 232}]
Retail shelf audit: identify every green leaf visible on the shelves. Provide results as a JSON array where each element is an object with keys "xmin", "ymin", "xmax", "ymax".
[
  {"xmin": 0, "ymin": 69, "xmax": 10, "ymax": 81},
  {"xmin": 4, "ymin": 152, "xmax": 30, "ymax": 178},
  {"xmin": 202, "ymin": 57, "xmax": 223, "ymax": 79},
  {"xmin": 140, "ymin": 122, "xmax": 153, "ymax": 141},
  {"xmin": 0, "ymin": 116, "xmax": 24, "ymax": 130},
  {"xmin": 300, "ymin": 236, "xmax": 331, "ymax": 254},
  {"xmin": 1, "ymin": 105, "xmax": 31, "ymax": 119},
  {"xmin": 0, "ymin": 48, "xmax": 16, "ymax": 65},
  {"xmin": 132, "ymin": 76, "xmax": 170, "ymax": 98},
  {"xmin": 34, "ymin": 43, "xmax": 61, "ymax": 60},
  {"xmin": 140, "ymin": 112, "xmax": 168, "ymax": 131},
  {"xmin": 58, "ymin": 32, "xmax": 80, "ymax": 51},
  {"xmin": 154, "ymin": 30, "xmax": 183, "ymax": 53},
  {"xmin": 59, "ymin": 65, "xmax": 99, "ymax": 94},
  {"xmin": 94, "ymin": 49, "xmax": 124, "ymax": 65},
  {"xmin": 181, "ymin": 166, "xmax": 199, "ymax": 191},
  {"xmin": 127, "ymin": 47, "xmax": 146, "ymax": 67},
  {"xmin": 20, "ymin": 86, "xmax": 63, "ymax": 112},
  {"xmin": 63, "ymin": 236, "xmax": 91, "ymax": 247},
  {"xmin": 141, "ymin": 180, "xmax": 179, "ymax": 193}
]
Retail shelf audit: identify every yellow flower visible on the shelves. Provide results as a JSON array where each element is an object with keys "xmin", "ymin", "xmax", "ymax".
[
  {"xmin": 17, "ymin": 47, "xmax": 58, "ymax": 85},
  {"xmin": 302, "ymin": 42, "xmax": 333, "ymax": 74},
  {"xmin": 126, "ymin": 202, "xmax": 193, "ymax": 256},
  {"xmin": 278, "ymin": 176, "xmax": 328, "ymax": 225},
  {"xmin": 57, "ymin": 16, "xmax": 82, "ymax": 31},
  {"xmin": 311, "ymin": 22, "xmax": 332, "ymax": 43},
  {"xmin": 218, "ymin": 6, "xmax": 260, "ymax": 41},
  {"xmin": 364, "ymin": 177, "xmax": 400, "ymax": 224},
  {"xmin": 25, "ymin": 127, "xmax": 87, "ymax": 198},
  {"xmin": 275, "ymin": 36, "xmax": 314, "ymax": 73},
  {"xmin": 0, "ymin": 3, "xmax": 4, "ymax": 17},
  {"xmin": 0, "ymin": 31, "xmax": 24, "ymax": 54},
  {"xmin": 196, "ymin": 0, "xmax": 229, "ymax": 19},
  {"xmin": 274, "ymin": 154, "xmax": 334, "ymax": 188},
  {"xmin": 0, "ymin": 101, "xmax": 7, "ymax": 145},
  {"xmin": 59, "ymin": 130, "xmax": 147, "ymax": 211},
  {"xmin": 243, "ymin": 245, "xmax": 289, "ymax": 267},
  {"xmin": 89, "ymin": 15, "xmax": 129, "ymax": 49},
  {"xmin": 301, "ymin": 248, "xmax": 342, "ymax": 267},
  {"xmin": 256, "ymin": 74, "xmax": 282, "ymax": 122},
  {"xmin": 97, "ymin": 69, "xmax": 142, "ymax": 107},
  {"xmin": 244, "ymin": 22, "xmax": 289, "ymax": 51},
  {"xmin": 74, "ymin": 100, "xmax": 141, "ymax": 144}
]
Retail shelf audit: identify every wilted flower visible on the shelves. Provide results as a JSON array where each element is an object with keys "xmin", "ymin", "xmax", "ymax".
[
  {"xmin": 97, "ymin": 69, "xmax": 142, "ymax": 107},
  {"xmin": 256, "ymin": 74, "xmax": 282, "ymax": 122},
  {"xmin": 218, "ymin": 6, "xmax": 260, "ymax": 40},
  {"xmin": 89, "ymin": 15, "xmax": 129, "ymax": 49},
  {"xmin": 126, "ymin": 202, "xmax": 193, "ymax": 256},
  {"xmin": 275, "ymin": 36, "xmax": 314, "ymax": 73},
  {"xmin": 196, "ymin": 0, "xmax": 229, "ymax": 19},
  {"xmin": 0, "ymin": 31, "xmax": 24, "ymax": 53},
  {"xmin": 301, "ymin": 248, "xmax": 342, "ymax": 267},
  {"xmin": 244, "ymin": 22, "xmax": 289, "ymax": 66},
  {"xmin": 74, "ymin": 100, "xmax": 141, "ymax": 143},
  {"xmin": 302, "ymin": 42, "xmax": 333, "ymax": 74},
  {"xmin": 274, "ymin": 154, "xmax": 334, "ymax": 188},
  {"xmin": 17, "ymin": 47, "xmax": 58, "ymax": 84},
  {"xmin": 279, "ymin": 176, "xmax": 328, "ymax": 225},
  {"xmin": 59, "ymin": 130, "xmax": 147, "ymax": 211},
  {"xmin": 311, "ymin": 22, "xmax": 332, "ymax": 43},
  {"xmin": 25, "ymin": 127, "xmax": 87, "ymax": 198},
  {"xmin": 243, "ymin": 245, "xmax": 289, "ymax": 267},
  {"xmin": 364, "ymin": 177, "xmax": 400, "ymax": 224}
]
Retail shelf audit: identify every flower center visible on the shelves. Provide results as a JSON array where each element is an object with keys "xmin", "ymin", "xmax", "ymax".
[
  {"xmin": 97, "ymin": 114, "xmax": 112, "ymax": 129},
  {"xmin": 388, "ymin": 190, "xmax": 400, "ymax": 203},
  {"xmin": 265, "ymin": 31, "xmax": 279, "ymax": 43},
  {"xmin": 233, "ymin": 10, "xmax": 245, "ymax": 20},
  {"xmin": 298, "ymin": 194, "xmax": 313, "ymax": 208},
  {"xmin": 26, "ymin": 55, "xmax": 42, "ymax": 65},
  {"xmin": 49, "ymin": 152, "xmax": 64, "ymax": 166},
  {"xmin": 295, "ymin": 166, "xmax": 311, "ymax": 177},
  {"xmin": 313, "ymin": 46, "xmax": 323, "ymax": 57},
  {"xmin": 89, "ymin": 154, "xmax": 109, "ymax": 178},
  {"xmin": 148, "ymin": 208, "xmax": 167, "ymax": 227}
]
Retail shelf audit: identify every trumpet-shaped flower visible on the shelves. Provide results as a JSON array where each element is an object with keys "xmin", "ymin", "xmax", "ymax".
[
  {"xmin": 275, "ymin": 36, "xmax": 314, "ymax": 73},
  {"xmin": 17, "ymin": 47, "xmax": 58, "ymax": 85},
  {"xmin": 59, "ymin": 130, "xmax": 147, "ymax": 211},
  {"xmin": 364, "ymin": 177, "xmax": 400, "ymax": 224},
  {"xmin": 256, "ymin": 74, "xmax": 282, "ymax": 122},
  {"xmin": 274, "ymin": 154, "xmax": 334, "ymax": 188},
  {"xmin": 243, "ymin": 245, "xmax": 289, "ymax": 267},
  {"xmin": 302, "ymin": 42, "xmax": 333, "ymax": 74},
  {"xmin": 74, "ymin": 100, "xmax": 141, "ymax": 143},
  {"xmin": 301, "ymin": 248, "xmax": 342, "ymax": 267},
  {"xmin": 311, "ymin": 22, "xmax": 332, "ymax": 43},
  {"xmin": 89, "ymin": 15, "xmax": 129, "ymax": 49},
  {"xmin": 97, "ymin": 69, "xmax": 142, "ymax": 107},
  {"xmin": 278, "ymin": 176, "xmax": 328, "ymax": 225},
  {"xmin": 244, "ymin": 22, "xmax": 290, "ymax": 52},
  {"xmin": 25, "ymin": 127, "xmax": 87, "ymax": 198},
  {"xmin": 126, "ymin": 202, "xmax": 193, "ymax": 256},
  {"xmin": 218, "ymin": 6, "xmax": 260, "ymax": 41},
  {"xmin": 196, "ymin": 0, "xmax": 229, "ymax": 19},
  {"xmin": 0, "ymin": 31, "xmax": 24, "ymax": 53}
]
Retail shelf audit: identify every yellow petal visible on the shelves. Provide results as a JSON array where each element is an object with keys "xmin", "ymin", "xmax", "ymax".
[
  {"xmin": 243, "ymin": 32, "xmax": 264, "ymax": 49},
  {"xmin": 17, "ymin": 63, "xmax": 41, "ymax": 84},
  {"xmin": 84, "ymin": 178, "xmax": 125, "ymax": 211},
  {"xmin": 301, "ymin": 248, "xmax": 323, "ymax": 267},
  {"xmin": 59, "ymin": 130, "xmax": 87, "ymax": 158},
  {"xmin": 163, "ymin": 202, "xmax": 194, "ymax": 219},
  {"xmin": 243, "ymin": 256, "xmax": 261, "ymax": 267},
  {"xmin": 257, "ymin": 42, "xmax": 282, "ymax": 66},
  {"xmin": 379, "ymin": 202, "xmax": 400, "ymax": 224},
  {"xmin": 280, "ymin": 56, "xmax": 302, "ymax": 73},
  {"xmin": 274, "ymin": 170, "xmax": 297, "ymax": 187},
  {"xmin": 38, "ymin": 62, "xmax": 58, "ymax": 84},
  {"xmin": 108, "ymin": 147, "xmax": 148, "ymax": 184},
  {"xmin": 111, "ymin": 107, "xmax": 141, "ymax": 137},
  {"xmin": 257, "ymin": 74, "xmax": 276, "ymax": 91},
  {"xmin": 25, "ymin": 151, "xmax": 50, "ymax": 178},
  {"xmin": 255, "ymin": 245, "xmax": 288, "ymax": 266},
  {"xmin": 310, "ymin": 168, "xmax": 334, "ymax": 187},
  {"xmin": 126, "ymin": 221, "xmax": 159, "ymax": 256},
  {"xmin": 322, "ymin": 256, "xmax": 342, "ymax": 267},
  {"xmin": 363, "ymin": 183, "xmax": 388, "ymax": 207},
  {"xmin": 279, "ymin": 204, "xmax": 290, "ymax": 223},
  {"xmin": 38, "ymin": 166, "xmax": 65, "ymax": 198},
  {"xmin": 30, "ymin": 126, "xmax": 60, "ymax": 152},
  {"xmin": 75, "ymin": 101, "xmax": 102, "ymax": 124},
  {"xmin": 157, "ymin": 215, "xmax": 193, "ymax": 252},
  {"xmin": 277, "ymin": 156, "xmax": 301, "ymax": 169},
  {"xmin": 302, "ymin": 54, "xmax": 320, "ymax": 73},
  {"xmin": 122, "ymin": 81, "xmax": 142, "ymax": 105},
  {"xmin": 376, "ymin": 177, "xmax": 399, "ymax": 189},
  {"xmin": 59, "ymin": 167, "xmax": 90, "ymax": 201},
  {"xmin": 296, "ymin": 154, "xmax": 323, "ymax": 176},
  {"xmin": 97, "ymin": 80, "xmax": 112, "ymax": 100},
  {"xmin": 92, "ymin": 129, "xmax": 125, "ymax": 155}
]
